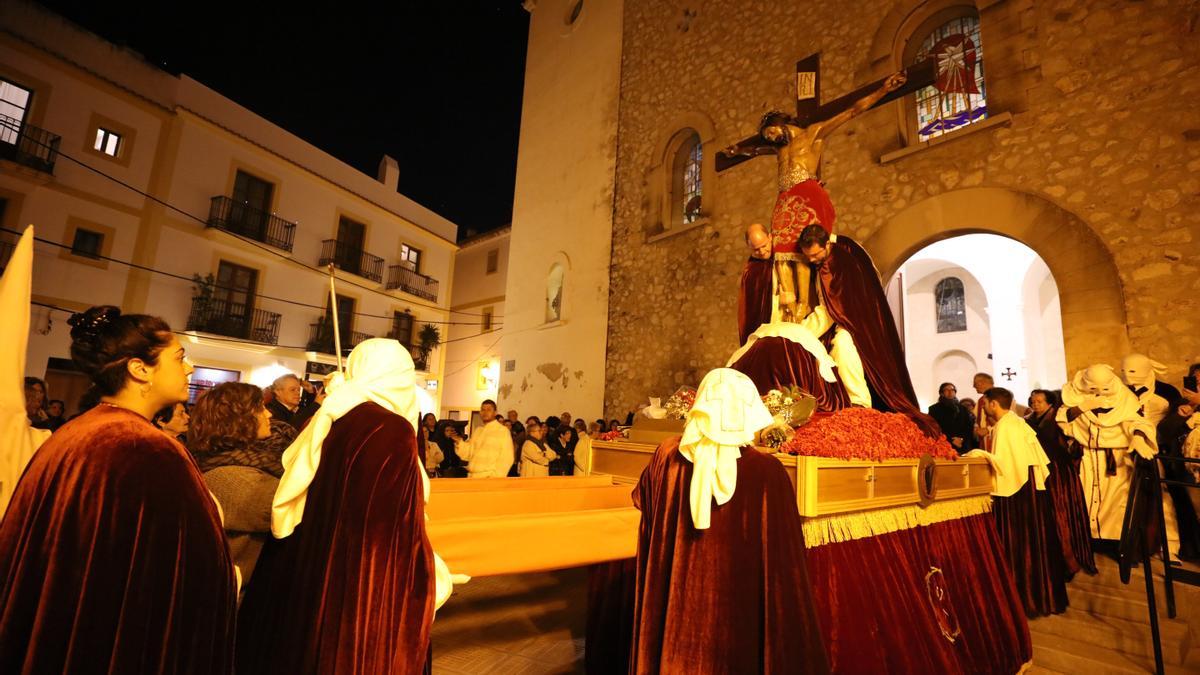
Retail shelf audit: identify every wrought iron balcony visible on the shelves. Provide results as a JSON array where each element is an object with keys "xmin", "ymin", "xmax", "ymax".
[
  {"xmin": 385, "ymin": 329, "xmax": 429, "ymax": 371},
  {"xmin": 319, "ymin": 239, "xmax": 384, "ymax": 283},
  {"xmin": 186, "ymin": 296, "xmax": 282, "ymax": 345},
  {"xmin": 207, "ymin": 196, "xmax": 297, "ymax": 252},
  {"xmin": 0, "ymin": 113, "xmax": 60, "ymax": 174},
  {"xmin": 307, "ymin": 319, "xmax": 371, "ymax": 354},
  {"xmin": 386, "ymin": 264, "xmax": 439, "ymax": 302}
]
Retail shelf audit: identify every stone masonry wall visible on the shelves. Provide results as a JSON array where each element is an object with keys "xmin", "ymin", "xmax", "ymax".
[{"xmin": 604, "ymin": 0, "xmax": 1200, "ymax": 418}]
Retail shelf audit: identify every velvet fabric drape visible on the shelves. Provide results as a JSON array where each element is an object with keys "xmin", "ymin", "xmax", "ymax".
[
  {"xmin": 236, "ymin": 402, "xmax": 435, "ymax": 675},
  {"xmin": 738, "ymin": 257, "xmax": 774, "ymax": 346},
  {"xmin": 586, "ymin": 558, "xmax": 638, "ymax": 675},
  {"xmin": 729, "ymin": 336, "xmax": 852, "ymax": 412},
  {"xmin": 627, "ymin": 438, "xmax": 829, "ymax": 674},
  {"xmin": 993, "ymin": 470, "xmax": 1070, "ymax": 617},
  {"xmin": 1029, "ymin": 408, "xmax": 1097, "ymax": 575},
  {"xmin": 805, "ymin": 511, "xmax": 1032, "ymax": 674},
  {"xmin": 817, "ymin": 236, "xmax": 940, "ymax": 437},
  {"xmin": 0, "ymin": 405, "xmax": 237, "ymax": 674}
]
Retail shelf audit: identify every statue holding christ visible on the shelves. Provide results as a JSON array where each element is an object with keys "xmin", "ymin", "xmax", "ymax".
[{"xmin": 725, "ymin": 67, "xmax": 940, "ymax": 436}]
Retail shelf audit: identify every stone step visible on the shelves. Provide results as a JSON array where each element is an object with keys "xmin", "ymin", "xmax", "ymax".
[
  {"xmin": 1031, "ymin": 631, "xmax": 1200, "ymax": 675},
  {"xmin": 1068, "ymin": 583, "xmax": 1158, "ymax": 624},
  {"xmin": 1031, "ymin": 631, "xmax": 1152, "ymax": 675},
  {"xmin": 1030, "ymin": 608, "xmax": 1191, "ymax": 665}
]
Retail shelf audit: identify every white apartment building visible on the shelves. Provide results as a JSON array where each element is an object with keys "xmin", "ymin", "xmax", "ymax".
[
  {"xmin": 0, "ymin": 1, "xmax": 457, "ymax": 413},
  {"xmin": 441, "ymin": 227, "xmax": 507, "ymax": 419}
]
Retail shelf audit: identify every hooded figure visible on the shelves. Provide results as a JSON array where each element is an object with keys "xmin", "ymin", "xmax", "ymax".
[
  {"xmin": 1121, "ymin": 353, "xmax": 1181, "ymax": 426},
  {"xmin": 1058, "ymin": 364, "xmax": 1180, "ymax": 558},
  {"xmin": 237, "ymin": 339, "xmax": 463, "ymax": 674},
  {"xmin": 629, "ymin": 368, "xmax": 829, "ymax": 674}
]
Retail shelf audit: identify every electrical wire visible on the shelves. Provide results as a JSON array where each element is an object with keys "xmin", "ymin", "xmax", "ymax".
[
  {"xmin": 3, "ymin": 226, "xmax": 493, "ymax": 326},
  {"xmin": 30, "ymin": 299, "xmax": 501, "ymax": 354},
  {"xmin": 0, "ymin": 116, "xmax": 500, "ymax": 319}
]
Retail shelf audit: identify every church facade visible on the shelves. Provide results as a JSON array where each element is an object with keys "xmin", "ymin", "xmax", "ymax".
[{"xmin": 509, "ymin": 0, "xmax": 1197, "ymax": 419}]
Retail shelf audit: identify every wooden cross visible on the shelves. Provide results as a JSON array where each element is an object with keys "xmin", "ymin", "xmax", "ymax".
[
  {"xmin": 715, "ymin": 53, "xmax": 938, "ymax": 172},
  {"xmin": 1001, "ymin": 368, "xmax": 1017, "ymax": 382}
]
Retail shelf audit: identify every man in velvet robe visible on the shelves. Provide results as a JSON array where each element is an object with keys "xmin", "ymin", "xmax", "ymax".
[
  {"xmin": 237, "ymin": 339, "xmax": 458, "ymax": 675},
  {"xmin": 1027, "ymin": 390, "xmax": 1097, "ymax": 575},
  {"xmin": 971, "ymin": 387, "xmax": 1068, "ymax": 617},
  {"xmin": 737, "ymin": 223, "xmax": 773, "ymax": 346},
  {"xmin": 630, "ymin": 368, "xmax": 828, "ymax": 674},
  {"xmin": 797, "ymin": 224, "xmax": 939, "ymax": 436}
]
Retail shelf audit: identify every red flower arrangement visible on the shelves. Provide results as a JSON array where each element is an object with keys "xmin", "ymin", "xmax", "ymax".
[
  {"xmin": 598, "ymin": 429, "xmax": 626, "ymax": 441},
  {"xmin": 779, "ymin": 408, "xmax": 957, "ymax": 461}
]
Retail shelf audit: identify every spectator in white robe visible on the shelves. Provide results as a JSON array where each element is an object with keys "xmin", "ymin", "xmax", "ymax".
[
  {"xmin": 520, "ymin": 423, "xmax": 556, "ymax": 477},
  {"xmin": 456, "ymin": 398, "xmax": 514, "ymax": 478}
]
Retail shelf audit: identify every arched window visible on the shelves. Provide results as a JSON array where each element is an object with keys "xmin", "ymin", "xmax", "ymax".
[
  {"xmin": 910, "ymin": 12, "xmax": 987, "ymax": 142},
  {"xmin": 935, "ymin": 277, "xmax": 967, "ymax": 333},
  {"xmin": 671, "ymin": 131, "xmax": 702, "ymax": 226},
  {"xmin": 546, "ymin": 263, "xmax": 564, "ymax": 323}
]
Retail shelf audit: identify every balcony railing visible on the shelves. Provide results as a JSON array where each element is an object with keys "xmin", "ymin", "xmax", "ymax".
[
  {"xmin": 207, "ymin": 196, "xmax": 297, "ymax": 252},
  {"xmin": 319, "ymin": 239, "xmax": 384, "ymax": 283},
  {"xmin": 186, "ymin": 296, "xmax": 282, "ymax": 345},
  {"xmin": 0, "ymin": 113, "xmax": 60, "ymax": 174},
  {"xmin": 307, "ymin": 319, "xmax": 371, "ymax": 354},
  {"xmin": 385, "ymin": 331, "xmax": 429, "ymax": 371},
  {"xmin": 387, "ymin": 264, "xmax": 439, "ymax": 302}
]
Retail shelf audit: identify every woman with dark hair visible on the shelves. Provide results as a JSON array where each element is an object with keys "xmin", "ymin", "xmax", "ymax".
[
  {"xmin": 433, "ymin": 419, "xmax": 466, "ymax": 477},
  {"xmin": 188, "ymin": 382, "xmax": 276, "ymax": 589},
  {"xmin": 0, "ymin": 305, "xmax": 236, "ymax": 673},
  {"xmin": 23, "ymin": 376, "xmax": 49, "ymax": 428},
  {"xmin": 153, "ymin": 401, "xmax": 191, "ymax": 443}
]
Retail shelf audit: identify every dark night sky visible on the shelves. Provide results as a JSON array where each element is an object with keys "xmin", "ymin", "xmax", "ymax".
[{"xmin": 33, "ymin": 1, "xmax": 530, "ymax": 240}]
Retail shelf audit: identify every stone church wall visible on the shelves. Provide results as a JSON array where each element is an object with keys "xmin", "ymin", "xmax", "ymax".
[{"xmin": 605, "ymin": 0, "xmax": 1200, "ymax": 417}]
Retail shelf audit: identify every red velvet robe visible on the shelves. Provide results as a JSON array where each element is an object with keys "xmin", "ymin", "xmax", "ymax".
[
  {"xmin": 737, "ymin": 256, "xmax": 773, "ymax": 346},
  {"xmin": 0, "ymin": 405, "xmax": 237, "ymax": 674},
  {"xmin": 630, "ymin": 437, "xmax": 829, "ymax": 674},
  {"xmin": 818, "ymin": 236, "xmax": 940, "ymax": 436},
  {"xmin": 235, "ymin": 402, "xmax": 435, "ymax": 675}
]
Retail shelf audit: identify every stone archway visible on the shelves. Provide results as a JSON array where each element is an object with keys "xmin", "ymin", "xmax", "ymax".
[{"xmin": 864, "ymin": 187, "xmax": 1128, "ymax": 375}]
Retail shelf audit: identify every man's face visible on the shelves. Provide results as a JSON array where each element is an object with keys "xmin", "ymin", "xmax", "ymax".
[
  {"xmin": 747, "ymin": 230, "xmax": 771, "ymax": 260},
  {"xmin": 801, "ymin": 242, "xmax": 830, "ymax": 267},
  {"xmin": 507, "ymin": 410, "xmax": 518, "ymax": 423},
  {"xmin": 940, "ymin": 384, "xmax": 957, "ymax": 400},
  {"xmin": 984, "ymin": 399, "xmax": 1005, "ymax": 423},
  {"xmin": 480, "ymin": 403, "xmax": 497, "ymax": 423},
  {"xmin": 276, "ymin": 379, "xmax": 302, "ymax": 408},
  {"xmin": 762, "ymin": 125, "xmax": 786, "ymax": 144},
  {"xmin": 561, "ymin": 412, "xmax": 571, "ymax": 424},
  {"xmin": 1030, "ymin": 393, "xmax": 1050, "ymax": 415},
  {"xmin": 47, "ymin": 401, "xmax": 64, "ymax": 417},
  {"xmin": 972, "ymin": 376, "xmax": 992, "ymax": 395}
]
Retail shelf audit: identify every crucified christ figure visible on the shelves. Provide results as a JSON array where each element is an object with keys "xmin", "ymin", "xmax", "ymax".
[{"xmin": 733, "ymin": 70, "xmax": 906, "ymax": 320}]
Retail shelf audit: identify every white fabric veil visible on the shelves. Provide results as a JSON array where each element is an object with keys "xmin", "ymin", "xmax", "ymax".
[{"xmin": 678, "ymin": 368, "xmax": 774, "ymax": 530}]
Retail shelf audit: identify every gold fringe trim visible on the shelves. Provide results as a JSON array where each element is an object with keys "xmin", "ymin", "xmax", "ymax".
[{"xmin": 802, "ymin": 496, "xmax": 993, "ymax": 548}]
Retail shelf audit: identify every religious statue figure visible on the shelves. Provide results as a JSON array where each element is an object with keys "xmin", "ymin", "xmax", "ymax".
[
  {"xmin": 749, "ymin": 70, "xmax": 906, "ymax": 322},
  {"xmin": 727, "ymin": 70, "xmax": 937, "ymax": 435}
]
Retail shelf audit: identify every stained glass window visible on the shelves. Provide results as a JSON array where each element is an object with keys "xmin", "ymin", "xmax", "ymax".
[
  {"xmin": 914, "ymin": 14, "xmax": 987, "ymax": 142},
  {"xmin": 672, "ymin": 131, "xmax": 703, "ymax": 226},
  {"xmin": 935, "ymin": 277, "xmax": 967, "ymax": 333}
]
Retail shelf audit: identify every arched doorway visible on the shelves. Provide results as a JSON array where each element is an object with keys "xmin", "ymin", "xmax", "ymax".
[
  {"xmin": 865, "ymin": 187, "xmax": 1128, "ymax": 379},
  {"xmin": 885, "ymin": 234, "xmax": 1068, "ymax": 409}
]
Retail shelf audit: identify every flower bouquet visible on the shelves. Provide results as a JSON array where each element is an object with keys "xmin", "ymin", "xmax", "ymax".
[
  {"xmin": 761, "ymin": 386, "xmax": 817, "ymax": 427},
  {"xmin": 779, "ymin": 407, "xmax": 956, "ymax": 461},
  {"xmin": 598, "ymin": 429, "xmax": 626, "ymax": 441},
  {"xmin": 663, "ymin": 386, "xmax": 698, "ymax": 420}
]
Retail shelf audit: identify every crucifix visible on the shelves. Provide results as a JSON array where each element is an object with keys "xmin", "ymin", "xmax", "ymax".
[
  {"xmin": 717, "ymin": 53, "xmax": 938, "ymax": 321},
  {"xmin": 1001, "ymin": 368, "xmax": 1017, "ymax": 382},
  {"xmin": 715, "ymin": 53, "xmax": 938, "ymax": 173}
]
